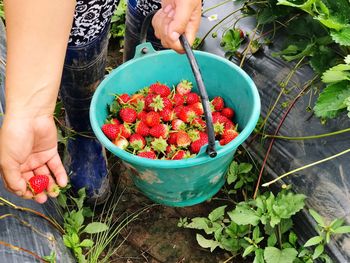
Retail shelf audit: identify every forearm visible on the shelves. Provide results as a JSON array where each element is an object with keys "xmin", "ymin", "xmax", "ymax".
[{"xmin": 4, "ymin": 0, "xmax": 76, "ymax": 118}]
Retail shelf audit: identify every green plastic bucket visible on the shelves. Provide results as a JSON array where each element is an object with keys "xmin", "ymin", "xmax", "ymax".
[{"xmin": 90, "ymin": 43, "xmax": 260, "ymax": 207}]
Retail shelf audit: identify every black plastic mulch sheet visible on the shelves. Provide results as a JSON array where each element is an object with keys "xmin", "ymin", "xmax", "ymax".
[{"xmin": 199, "ymin": 1, "xmax": 350, "ymax": 262}]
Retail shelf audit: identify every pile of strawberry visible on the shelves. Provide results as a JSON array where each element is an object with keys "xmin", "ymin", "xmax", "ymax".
[{"xmin": 101, "ymin": 80, "xmax": 239, "ymax": 160}]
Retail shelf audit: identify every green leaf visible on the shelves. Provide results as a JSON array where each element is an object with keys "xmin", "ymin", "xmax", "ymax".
[
  {"xmin": 314, "ymin": 81, "xmax": 350, "ymax": 118},
  {"xmin": 239, "ymin": 163, "xmax": 253, "ymax": 174},
  {"xmin": 264, "ymin": 247, "xmax": 298, "ymax": 263},
  {"xmin": 208, "ymin": 205, "xmax": 227, "ymax": 222},
  {"xmin": 227, "ymin": 161, "xmax": 239, "ymax": 185},
  {"xmin": 277, "ymin": 0, "xmax": 316, "ymax": 15},
  {"xmin": 322, "ymin": 64, "xmax": 350, "ymax": 83},
  {"xmin": 268, "ymin": 233, "xmax": 277, "ymax": 247},
  {"xmin": 309, "ymin": 209, "xmax": 326, "ymax": 227},
  {"xmin": 220, "ymin": 29, "xmax": 243, "ymax": 53},
  {"xmin": 185, "ymin": 217, "xmax": 210, "ymax": 231},
  {"xmin": 196, "ymin": 234, "xmax": 221, "ymax": 252},
  {"xmin": 80, "ymin": 239, "xmax": 94, "ymax": 248},
  {"xmin": 243, "ymin": 245, "xmax": 255, "ymax": 258},
  {"xmin": 304, "ymin": 236, "xmax": 323, "ymax": 247},
  {"xmin": 254, "ymin": 248, "xmax": 265, "ymax": 263},
  {"xmin": 330, "ymin": 218, "xmax": 344, "ymax": 229},
  {"xmin": 312, "ymin": 244, "xmax": 324, "ymax": 259},
  {"xmin": 310, "ymin": 46, "xmax": 338, "ymax": 74},
  {"xmin": 63, "ymin": 235, "xmax": 73, "ymax": 248},
  {"xmin": 315, "ymin": 16, "xmax": 347, "ymax": 31},
  {"xmin": 83, "ymin": 222, "xmax": 109, "ymax": 234},
  {"xmin": 289, "ymin": 231, "xmax": 298, "ymax": 246},
  {"xmin": 333, "ymin": 225, "xmax": 350, "ymax": 234},
  {"xmin": 227, "ymin": 203, "xmax": 260, "ymax": 226},
  {"xmin": 70, "ymin": 210, "xmax": 84, "ymax": 230},
  {"xmin": 331, "ymin": 27, "xmax": 350, "ymax": 46},
  {"xmin": 253, "ymin": 226, "xmax": 261, "ymax": 241}
]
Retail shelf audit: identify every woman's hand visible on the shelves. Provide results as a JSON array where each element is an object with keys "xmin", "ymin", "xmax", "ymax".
[
  {"xmin": 0, "ymin": 115, "xmax": 67, "ymax": 203},
  {"xmin": 152, "ymin": 0, "xmax": 202, "ymax": 53}
]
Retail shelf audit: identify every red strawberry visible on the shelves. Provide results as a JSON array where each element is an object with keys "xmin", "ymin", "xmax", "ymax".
[
  {"xmin": 119, "ymin": 108, "xmax": 137, "ymax": 123},
  {"xmin": 191, "ymin": 118, "xmax": 206, "ymax": 131},
  {"xmin": 114, "ymin": 137, "xmax": 129, "ymax": 149},
  {"xmin": 109, "ymin": 118, "xmax": 120, "ymax": 126},
  {"xmin": 176, "ymin": 80, "xmax": 192, "ymax": 95},
  {"xmin": 238, "ymin": 28, "xmax": 245, "ymax": 39},
  {"xmin": 221, "ymin": 107, "xmax": 235, "ymax": 119},
  {"xmin": 176, "ymin": 131, "xmax": 191, "ymax": 147},
  {"xmin": 129, "ymin": 93, "xmax": 144, "ymax": 105},
  {"xmin": 191, "ymin": 102, "xmax": 204, "ymax": 115},
  {"xmin": 224, "ymin": 120, "xmax": 235, "ymax": 130},
  {"xmin": 137, "ymin": 110, "xmax": 148, "ymax": 121},
  {"xmin": 213, "ymin": 114, "xmax": 229, "ymax": 125},
  {"xmin": 150, "ymin": 124, "xmax": 169, "ymax": 138},
  {"xmin": 28, "ymin": 175, "xmax": 49, "ymax": 194},
  {"xmin": 178, "ymin": 106, "xmax": 196, "ymax": 123},
  {"xmin": 174, "ymin": 105, "xmax": 184, "ymax": 118},
  {"xmin": 171, "ymin": 119, "xmax": 186, "ymax": 131},
  {"xmin": 117, "ymin": 123, "xmax": 132, "ymax": 139},
  {"xmin": 186, "ymin": 92, "xmax": 200, "ymax": 105},
  {"xmin": 149, "ymin": 82, "xmax": 171, "ymax": 97},
  {"xmin": 220, "ymin": 129, "xmax": 239, "ymax": 145},
  {"xmin": 167, "ymin": 132, "xmax": 178, "ymax": 145},
  {"xmin": 145, "ymin": 94, "xmax": 156, "ymax": 110},
  {"xmin": 172, "ymin": 150, "xmax": 187, "ymax": 160},
  {"xmin": 149, "ymin": 95, "xmax": 172, "ymax": 111},
  {"xmin": 190, "ymin": 135, "xmax": 209, "ymax": 154},
  {"xmin": 101, "ymin": 123, "xmax": 119, "ymax": 140},
  {"xmin": 137, "ymin": 150, "xmax": 157, "ymax": 159},
  {"xmin": 144, "ymin": 111, "xmax": 161, "ymax": 127},
  {"xmin": 211, "ymin": 96, "xmax": 225, "ymax": 111},
  {"xmin": 135, "ymin": 121, "xmax": 150, "ymax": 137},
  {"xmin": 117, "ymin": 94, "xmax": 130, "ymax": 104},
  {"xmin": 160, "ymin": 108, "xmax": 175, "ymax": 122},
  {"xmin": 129, "ymin": 134, "xmax": 146, "ymax": 150},
  {"xmin": 173, "ymin": 93, "xmax": 185, "ymax": 106}
]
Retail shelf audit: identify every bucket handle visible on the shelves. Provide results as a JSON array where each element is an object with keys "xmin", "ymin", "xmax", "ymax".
[{"xmin": 140, "ymin": 11, "xmax": 217, "ymax": 158}]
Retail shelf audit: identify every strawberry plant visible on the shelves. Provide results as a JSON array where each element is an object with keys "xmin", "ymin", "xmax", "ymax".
[
  {"xmin": 178, "ymin": 161, "xmax": 350, "ymax": 263},
  {"xmin": 101, "ymin": 80, "xmax": 239, "ymax": 160}
]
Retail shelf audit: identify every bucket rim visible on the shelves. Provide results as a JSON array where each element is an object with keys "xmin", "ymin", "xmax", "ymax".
[{"xmin": 90, "ymin": 49, "xmax": 261, "ymax": 168}]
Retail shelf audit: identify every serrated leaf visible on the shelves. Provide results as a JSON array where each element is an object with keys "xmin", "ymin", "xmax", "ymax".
[
  {"xmin": 331, "ymin": 27, "xmax": 350, "ymax": 46},
  {"xmin": 314, "ymin": 81, "xmax": 350, "ymax": 118},
  {"xmin": 333, "ymin": 225, "xmax": 350, "ymax": 234},
  {"xmin": 322, "ymin": 64, "xmax": 350, "ymax": 83},
  {"xmin": 196, "ymin": 234, "xmax": 221, "ymax": 252},
  {"xmin": 185, "ymin": 217, "xmax": 210, "ymax": 230},
  {"xmin": 83, "ymin": 222, "xmax": 109, "ymax": 234},
  {"xmin": 227, "ymin": 204, "xmax": 260, "ymax": 226},
  {"xmin": 264, "ymin": 247, "xmax": 298, "ymax": 263},
  {"xmin": 312, "ymin": 244, "xmax": 324, "ymax": 259},
  {"xmin": 208, "ymin": 205, "xmax": 227, "ymax": 222},
  {"xmin": 304, "ymin": 236, "xmax": 323, "ymax": 247},
  {"xmin": 309, "ymin": 209, "xmax": 325, "ymax": 226}
]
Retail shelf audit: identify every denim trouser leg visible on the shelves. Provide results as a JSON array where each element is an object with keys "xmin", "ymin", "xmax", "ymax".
[
  {"xmin": 0, "ymin": 19, "xmax": 6, "ymax": 126},
  {"xmin": 60, "ymin": 26, "xmax": 111, "ymax": 203},
  {"xmin": 123, "ymin": 2, "xmax": 163, "ymax": 62}
]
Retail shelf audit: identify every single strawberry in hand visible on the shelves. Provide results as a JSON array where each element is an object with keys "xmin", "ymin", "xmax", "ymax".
[{"xmin": 28, "ymin": 175, "xmax": 49, "ymax": 194}]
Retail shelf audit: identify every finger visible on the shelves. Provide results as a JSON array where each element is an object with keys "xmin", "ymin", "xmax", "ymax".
[
  {"xmin": 23, "ymin": 189, "xmax": 34, "ymax": 200},
  {"xmin": 184, "ymin": 16, "xmax": 201, "ymax": 46},
  {"xmin": 33, "ymin": 192, "xmax": 48, "ymax": 204},
  {"xmin": 168, "ymin": 1, "xmax": 196, "ymax": 41},
  {"xmin": 1, "ymin": 164, "xmax": 27, "ymax": 196},
  {"xmin": 47, "ymin": 153, "xmax": 68, "ymax": 187}
]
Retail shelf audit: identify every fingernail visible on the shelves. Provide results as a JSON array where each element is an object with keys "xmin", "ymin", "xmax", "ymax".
[
  {"xmin": 163, "ymin": 5, "xmax": 172, "ymax": 13},
  {"xmin": 15, "ymin": 191, "xmax": 23, "ymax": 196},
  {"xmin": 170, "ymin": 32, "xmax": 180, "ymax": 41}
]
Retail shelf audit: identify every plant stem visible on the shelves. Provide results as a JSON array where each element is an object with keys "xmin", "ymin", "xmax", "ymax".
[
  {"xmin": 239, "ymin": 25, "xmax": 259, "ymax": 68},
  {"xmin": 262, "ymin": 147, "xmax": 350, "ymax": 187},
  {"xmin": 0, "ymin": 197, "xmax": 64, "ymax": 234},
  {"xmin": 261, "ymin": 127, "xmax": 350, "ymax": 140},
  {"xmin": 202, "ymin": 0, "xmax": 233, "ymax": 15},
  {"xmin": 252, "ymin": 74, "xmax": 316, "ymax": 199},
  {"xmin": 0, "ymin": 241, "xmax": 48, "ymax": 262}
]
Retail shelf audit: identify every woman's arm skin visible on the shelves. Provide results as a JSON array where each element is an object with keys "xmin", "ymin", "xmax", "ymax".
[{"xmin": 0, "ymin": 0, "xmax": 76, "ymax": 203}]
